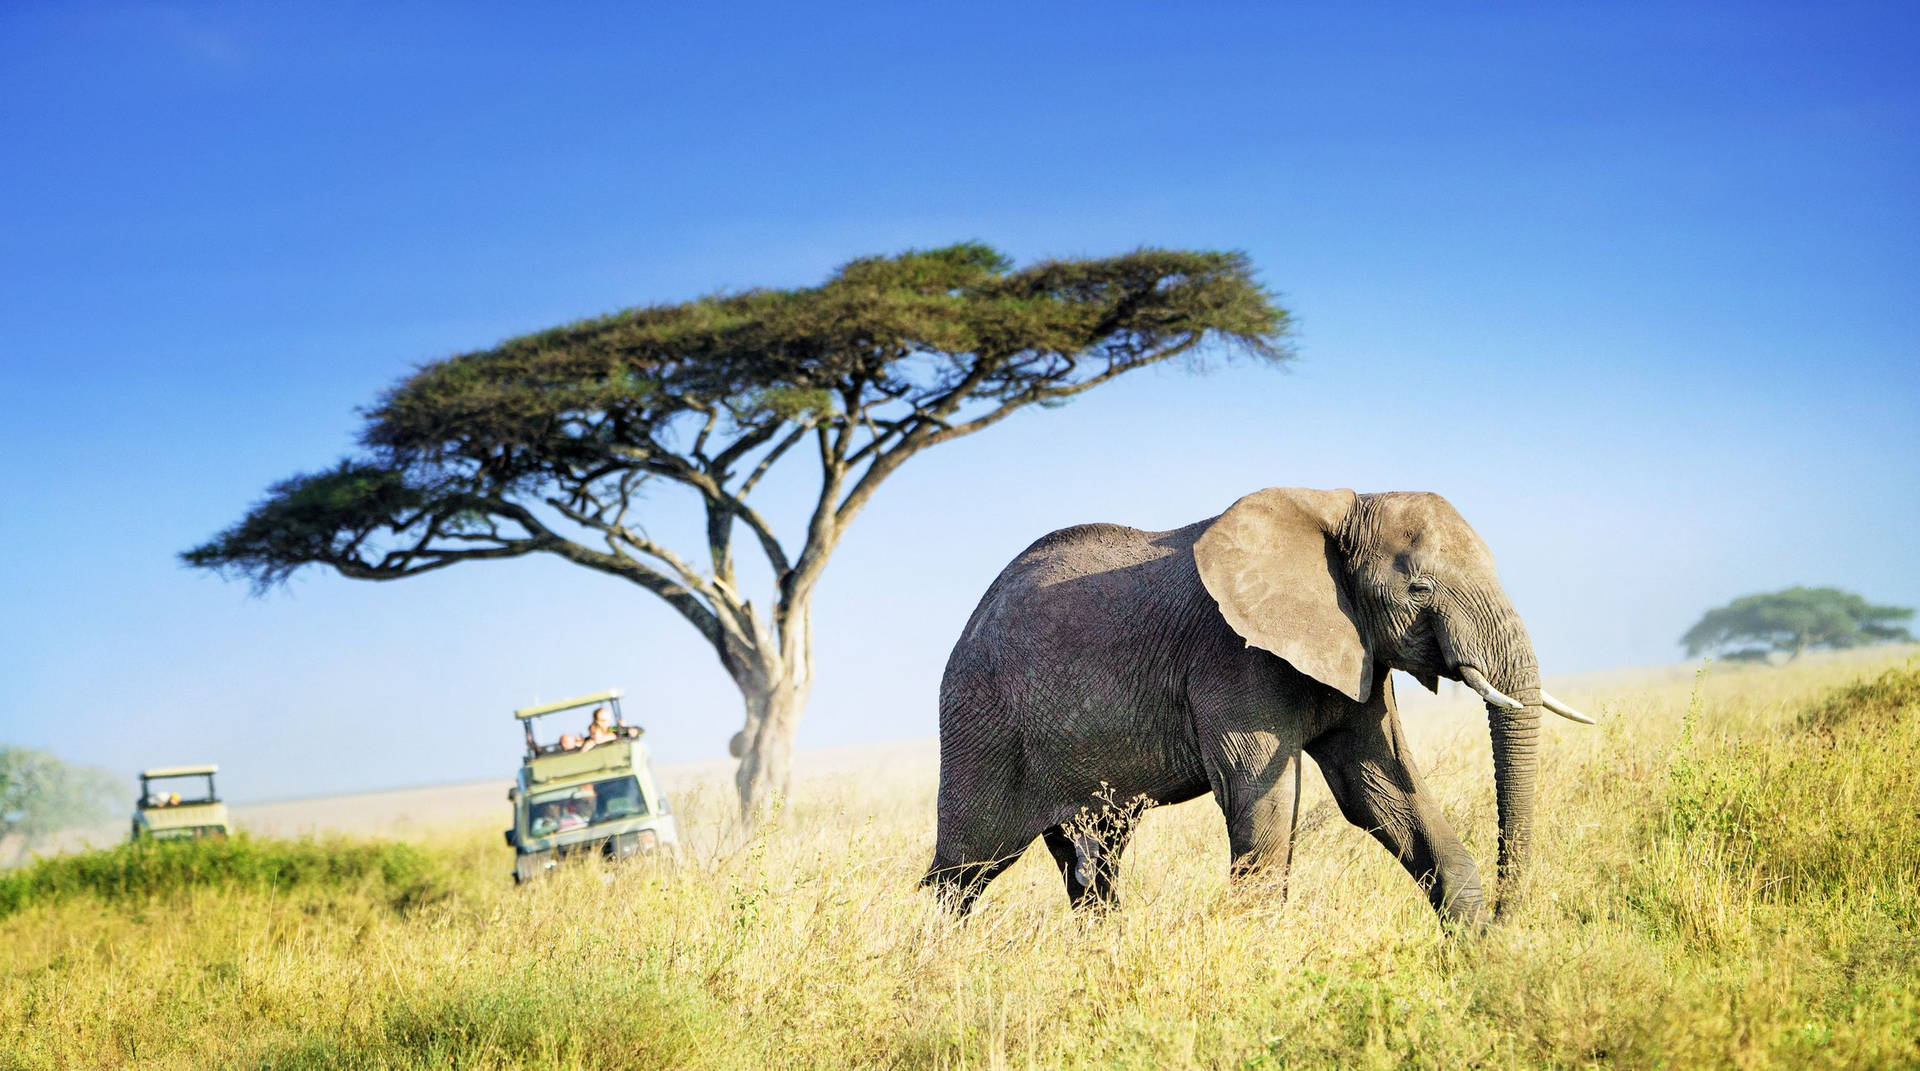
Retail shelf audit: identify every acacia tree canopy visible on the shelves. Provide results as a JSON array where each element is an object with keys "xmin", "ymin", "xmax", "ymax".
[
  {"xmin": 0, "ymin": 747, "xmax": 120, "ymax": 855},
  {"xmin": 1681, "ymin": 586, "xmax": 1915, "ymax": 661},
  {"xmin": 184, "ymin": 243, "xmax": 1291, "ymax": 814}
]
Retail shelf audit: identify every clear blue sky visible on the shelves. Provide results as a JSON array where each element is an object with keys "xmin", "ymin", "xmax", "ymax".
[{"xmin": 2, "ymin": 3, "xmax": 1915, "ymax": 802}]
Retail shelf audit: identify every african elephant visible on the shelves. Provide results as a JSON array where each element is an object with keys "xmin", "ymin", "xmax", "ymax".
[{"xmin": 922, "ymin": 488, "xmax": 1592, "ymax": 925}]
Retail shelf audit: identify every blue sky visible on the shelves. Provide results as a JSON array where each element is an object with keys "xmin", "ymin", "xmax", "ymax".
[{"xmin": 2, "ymin": 3, "xmax": 1915, "ymax": 801}]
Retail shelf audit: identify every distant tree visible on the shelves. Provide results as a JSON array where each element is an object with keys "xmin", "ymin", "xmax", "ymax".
[
  {"xmin": 1681, "ymin": 586, "xmax": 1915, "ymax": 662},
  {"xmin": 183, "ymin": 243, "xmax": 1290, "ymax": 817},
  {"xmin": 0, "ymin": 747, "xmax": 121, "ymax": 860}
]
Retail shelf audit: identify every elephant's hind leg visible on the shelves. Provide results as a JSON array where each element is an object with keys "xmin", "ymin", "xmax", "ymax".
[
  {"xmin": 924, "ymin": 703, "xmax": 1033, "ymax": 915},
  {"xmin": 921, "ymin": 855, "xmax": 1021, "ymax": 916},
  {"xmin": 1042, "ymin": 807, "xmax": 1139, "ymax": 912},
  {"xmin": 1041, "ymin": 825, "xmax": 1099, "ymax": 909}
]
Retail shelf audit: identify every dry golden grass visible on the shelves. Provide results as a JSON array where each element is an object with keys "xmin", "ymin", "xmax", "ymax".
[{"xmin": 3, "ymin": 648, "xmax": 1916, "ymax": 1069}]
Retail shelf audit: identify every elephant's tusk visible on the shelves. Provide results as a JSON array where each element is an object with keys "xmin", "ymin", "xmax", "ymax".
[
  {"xmin": 1540, "ymin": 689, "xmax": 1597, "ymax": 725},
  {"xmin": 1458, "ymin": 665, "xmax": 1525, "ymax": 711}
]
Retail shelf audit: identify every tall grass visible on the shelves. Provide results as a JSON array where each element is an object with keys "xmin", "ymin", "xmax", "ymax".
[{"xmin": 1, "ymin": 650, "xmax": 1915, "ymax": 1069}]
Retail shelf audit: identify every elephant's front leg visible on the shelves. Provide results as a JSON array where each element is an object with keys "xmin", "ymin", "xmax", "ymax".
[
  {"xmin": 1209, "ymin": 736, "xmax": 1304, "ymax": 896},
  {"xmin": 1306, "ymin": 703, "xmax": 1487, "ymax": 926},
  {"xmin": 1191, "ymin": 650, "xmax": 1309, "ymax": 899}
]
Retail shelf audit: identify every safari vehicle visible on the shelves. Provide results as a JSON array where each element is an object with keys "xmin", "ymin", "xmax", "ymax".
[
  {"xmin": 131, "ymin": 764, "xmax": 231, "ymax": 841},
  {"xmin": 505, "ymin": 689, "xmax": 678, "ymax": 884}
]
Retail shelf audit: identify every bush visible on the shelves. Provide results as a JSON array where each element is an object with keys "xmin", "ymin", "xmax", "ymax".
[
  {"xmin": 1645, "ymin": 661, "xmax": 1920, "ymax": 943},
  {"xmin": 1798, "ymin": 660, "xmax": 1920, "ymax": 735},
  {"xmin": 0, "ymin": 834, "xmax": 450, "ymax": 919}
]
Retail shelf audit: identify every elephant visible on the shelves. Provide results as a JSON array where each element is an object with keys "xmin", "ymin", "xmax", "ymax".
[{"xmin": 921, "ymin": 487, "xmax": 1592, "ymax": 925}]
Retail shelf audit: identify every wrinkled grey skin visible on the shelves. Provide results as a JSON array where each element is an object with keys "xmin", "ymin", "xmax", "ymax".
[{"xmin": 923, "ymin": 488, "xmax": 1558, "ymax": 926}]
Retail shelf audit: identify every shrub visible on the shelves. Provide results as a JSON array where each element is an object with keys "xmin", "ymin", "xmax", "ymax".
[
  {"xmin": 0, "ymin": 834, "xmax": 450, "ymax": 919},
  {"xmin": 1797, "ymin": 659, "xmax": 1920, "ymax": 735}
]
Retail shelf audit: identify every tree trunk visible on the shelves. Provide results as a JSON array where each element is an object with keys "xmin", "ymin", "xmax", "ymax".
[
  {"xmin": 732, "ymin": 673, "xmax": 809, "ymax": 820},
  {"xmin": 715, "ymin": 532, "xmax": 825, "ymax": 822}
]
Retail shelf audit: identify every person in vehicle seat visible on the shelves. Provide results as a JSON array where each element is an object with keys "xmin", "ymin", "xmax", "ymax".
[
  {"xmin": 556, "ymin": 790, "xmax": 593, "ymax": 832},
  {"xmin": 530, "ymin": 801, "xmax": 563, "ymax": 837}
]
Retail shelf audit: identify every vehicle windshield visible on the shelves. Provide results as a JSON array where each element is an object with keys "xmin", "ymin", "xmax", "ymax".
[
  {"xmin": 141, "ymin": 775, "xmax": 217, "ymax": 808},
  {"xmin": 526, "ymin": 775, "xmax": 648, "ymax": 836}
]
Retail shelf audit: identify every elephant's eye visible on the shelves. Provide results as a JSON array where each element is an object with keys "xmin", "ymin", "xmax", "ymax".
[{"xmin": 1408, "ymin": 578, "xmax": 1435, "ymax": 598}]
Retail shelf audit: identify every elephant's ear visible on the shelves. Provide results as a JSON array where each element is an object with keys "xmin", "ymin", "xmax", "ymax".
[{"xmin": 1194, "ymin": 487, "xmax": 1373, "ymax": 703}]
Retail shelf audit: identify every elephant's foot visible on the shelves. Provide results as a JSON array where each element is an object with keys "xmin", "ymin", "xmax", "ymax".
[
  {"xmin": 1043, "ymin": 823, "xmax": 1127, "ymax": 913},
  {"xmin": 1437, "ymin": 893, "xmax": 1488, "ymax": 933},
  {"xmin": 921, "ymin": 856, "xmax": 1018, "ymax": 916},
  {"xmin": 1224, "ymin": 859, "xmax": 1294, "ymax": 906},
  {"xmin": 1427, "ymin": 868, "xmax": 1488, "ymax": 931}
]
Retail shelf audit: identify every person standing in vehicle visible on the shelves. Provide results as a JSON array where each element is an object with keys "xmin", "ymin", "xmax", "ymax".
[{"xmin": 579, "ymin": 706, "xmax": 621, "ymax": 751}]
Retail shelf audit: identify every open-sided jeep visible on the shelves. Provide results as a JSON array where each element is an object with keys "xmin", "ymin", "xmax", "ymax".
[
  {"xmin": 131, "ymin": 764, "xmax": 232, "ymax": 841},
  {"xmin": 505, "ymin": 689, "xmax": 679, "ymax": 884}
]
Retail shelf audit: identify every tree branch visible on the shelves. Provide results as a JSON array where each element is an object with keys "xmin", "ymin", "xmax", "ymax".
[{"xmin": 737, "ymin": 422, "xmax": 810, "ymax": 498}]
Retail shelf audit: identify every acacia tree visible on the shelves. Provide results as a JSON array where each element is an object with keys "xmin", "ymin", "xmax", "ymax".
[
  {"xmin": 1682, "ymin": 586, "xmax": 1914, "ymax": 662},
  {"xmin": 186, "ymin": 244, "xmax": 1289, "ymax": 816},
  {"xmin": 0, "ymin": 747, "xmax": 120, "ymax": 862}
]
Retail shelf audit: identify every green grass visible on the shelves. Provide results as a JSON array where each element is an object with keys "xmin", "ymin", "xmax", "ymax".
[
  {"xmin": 0, "ymin": 835, "xmax": 450, "ymax": 920},
  {"xmin": 2, "ymin": 651, "xmax": 1916, "ymax": 1069}
]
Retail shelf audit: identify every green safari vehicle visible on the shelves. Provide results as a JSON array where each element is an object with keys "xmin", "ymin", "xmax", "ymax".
[
  {"xmin": 131, "ymin": 764, "xmax": 232, "ymax": 841},
  {"xmin": 505, "ymin": 689, "xmax": 679, "ymax": 883}
]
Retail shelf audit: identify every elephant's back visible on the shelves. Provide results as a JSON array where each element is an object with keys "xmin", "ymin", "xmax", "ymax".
[
  {"xmin": 941, "ymin": 518, "xmax": 1216, "ymax": 717},
  {"xmin": 955, "ymin": 519, "xmax": 1208, "ymax": 646}
]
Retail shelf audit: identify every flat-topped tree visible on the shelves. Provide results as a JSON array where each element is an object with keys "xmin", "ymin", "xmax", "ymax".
[
  {"xmin": 185, "ymin": 243, "xmax": 1290, "ymax": 817},
  {"xmin": 1682, "ymin": 586, "xmax": 1914, "ymax": 662}
]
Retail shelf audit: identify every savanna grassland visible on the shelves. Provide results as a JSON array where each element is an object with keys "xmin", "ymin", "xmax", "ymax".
[{"xmin": 3, "ymin": 650, "xmax": 1917, "ymax": 1069}]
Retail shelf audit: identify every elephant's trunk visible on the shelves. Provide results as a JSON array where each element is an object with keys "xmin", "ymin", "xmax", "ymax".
[
  {"xmin": 1488, "ymin": 683, "xmax": 1543, "ymax": 907},
  {"xmin": 1446, "ymin": 606, "xmax": 1545, "ymax": 913}
]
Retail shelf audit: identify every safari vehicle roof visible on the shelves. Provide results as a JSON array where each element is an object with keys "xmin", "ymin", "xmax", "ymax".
[
  {"xmin": 141, "ymin": 764, "xmax": 218, "ymax": 778},
  {"xmin": 514, "ymin": 689, "xmax": 622, "ymax": 720}
]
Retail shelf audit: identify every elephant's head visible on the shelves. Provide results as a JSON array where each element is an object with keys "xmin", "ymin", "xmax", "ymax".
[{"xmin": 1194, "ymin": 487, "xmax": 1591, "ymax": 905}]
